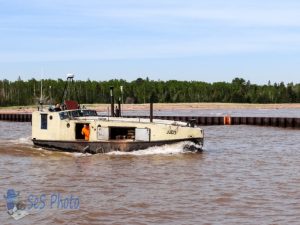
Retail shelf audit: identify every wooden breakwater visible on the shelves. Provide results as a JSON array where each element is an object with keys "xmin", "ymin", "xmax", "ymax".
[
  {"xmin": 0, "ymin": 113, "xmax": 32, "ymax": 122},
  {"xmin": 1, "ymin": 113, "xmax": 299, "ymax": 129},
  {"xmin": 124, "ymin": 115, "xmax": 300, "ymax": 128}
]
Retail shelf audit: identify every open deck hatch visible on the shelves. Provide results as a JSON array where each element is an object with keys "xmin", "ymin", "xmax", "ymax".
[{"xmin": 109, "ymin": 127, "xmax": 135, "ymax": 140}]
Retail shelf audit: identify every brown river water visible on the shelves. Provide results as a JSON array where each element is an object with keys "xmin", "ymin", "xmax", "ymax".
[{"xmin": 0, "ymin": 117, "xmax": 300, "ymax": 224}]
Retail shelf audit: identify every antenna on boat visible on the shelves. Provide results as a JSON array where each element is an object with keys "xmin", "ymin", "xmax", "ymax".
[
  {"xmin": 49, "ymin": 85, "xmax": 52, "ymax": 105},
  {"xmin": 40, "ymin": 68, "xmax": 44, "ymax": 105},
  {"xmin": 120, "ymin": 86, "xmax": 124, "ymax": 104},
  {"xmin": 40, "ymin": 79, "xmax": 43, "ymax": 103},
  {"xmin": 39, "ymin": 79, "xmax": 44, "ymax": 111}
]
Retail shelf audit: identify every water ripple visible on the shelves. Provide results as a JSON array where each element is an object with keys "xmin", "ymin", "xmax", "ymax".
[{"xmin": 0, "ymin": 122, "xmax": 300, "ymax": 224}]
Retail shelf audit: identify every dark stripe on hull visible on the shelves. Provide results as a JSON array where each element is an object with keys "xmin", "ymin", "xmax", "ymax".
[{"xmin": 32, "ymin": 138, "xmax": 203, "ymax": 154}]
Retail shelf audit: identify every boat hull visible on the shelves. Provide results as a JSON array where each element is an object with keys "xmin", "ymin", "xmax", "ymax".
[{"xmin": 32, "ymin": 138, "xmax": 203, "ymax": 154}]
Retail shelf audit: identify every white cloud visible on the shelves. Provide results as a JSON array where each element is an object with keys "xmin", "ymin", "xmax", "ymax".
[
  {"xmin": 1, "ymin": 31, "xmax": 300, "ymax": 63},
  {"xmin": 1, "ymin": 0, "xmax": 300, "ymax": 62},
  {"xmin": 3, "ymin": 1, "xmax": 300, "ymax": 27}
]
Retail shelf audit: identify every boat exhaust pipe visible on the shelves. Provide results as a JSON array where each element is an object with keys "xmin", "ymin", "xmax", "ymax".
[
  {"xmin": 110, "ymin": 86, "xmax": 114, "ymax": 117},
  {"xmin": 150, "ymin": 101, "xmax": 153, "ymax": 122}
]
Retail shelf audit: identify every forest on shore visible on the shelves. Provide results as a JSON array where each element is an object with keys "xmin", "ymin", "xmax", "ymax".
[{"xmin": 0, "ymin": 77, "xmax": 299, "ymax": 106}]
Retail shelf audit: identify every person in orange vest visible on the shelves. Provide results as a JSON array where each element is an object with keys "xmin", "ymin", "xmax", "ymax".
[{"xmin": 81, "ymin": 124, "xmax": 90, "ymax": 141}]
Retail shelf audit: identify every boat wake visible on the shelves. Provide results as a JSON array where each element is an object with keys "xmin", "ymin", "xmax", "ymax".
[
  {"xmin": 107, "ymin": 141, "xmax": 201, "ymax": 156},
  {"xmin": 16, "ymin": 136, "xmax": 32, "ymax": 145},
  {"xmin": 0, "ymin": 136, "xmax": 32, "ymax": 146},
  {"xmin": 0, "ymin": 136, "xmax": 202, "ymax": 158}
]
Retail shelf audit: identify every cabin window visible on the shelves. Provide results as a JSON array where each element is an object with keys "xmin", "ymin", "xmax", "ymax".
[
  {"xmin": 59, "ymin": 112, "xmax": 69, "ymax": 120},
  {"xmin": 41, "ymin": 114, "xmax": 48, "ymax": 129},
  {"xmin": 71, "ymin": 110, "xmax": 80, "ymax": 118},
  {"xmin": 58, "ymin": 110, "xmax": 97, "ymax": 120},
  {"xmin": 83, "ymin": 110, "xmax": 97, "ymax": 116},
  {"xmin": 109, "ymin": 127, "xmax": 135, "ymax": 140}
]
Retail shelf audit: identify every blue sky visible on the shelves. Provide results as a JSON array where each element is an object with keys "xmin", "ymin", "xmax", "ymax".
[{"xmin": 0, "ymin": 0, "xmax": 300, "ymax": 84}]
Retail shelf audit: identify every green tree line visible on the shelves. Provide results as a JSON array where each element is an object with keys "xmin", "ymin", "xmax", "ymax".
[{"xmin": 0, "ymin": 77, "xmax": 299, "ymax": 106}]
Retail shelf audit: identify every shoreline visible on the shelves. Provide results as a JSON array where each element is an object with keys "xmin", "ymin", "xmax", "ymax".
[{"xmin": 0, "ymin": 103, "xmax": 300, "ymax": 114}]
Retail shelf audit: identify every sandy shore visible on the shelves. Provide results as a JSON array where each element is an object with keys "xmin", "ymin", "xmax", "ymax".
[
  {"xmin": 89, "ymin": 103, "xmax": 300, "ymax": 111},
  {"xmin": 1, "ymin": 103, "xmax": 300, "ymax": 114}
]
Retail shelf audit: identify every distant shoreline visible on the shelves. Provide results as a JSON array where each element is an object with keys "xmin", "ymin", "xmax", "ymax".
[{"xmin": 1, "ymin": 103, "xmax": 300, "ymax": 114}]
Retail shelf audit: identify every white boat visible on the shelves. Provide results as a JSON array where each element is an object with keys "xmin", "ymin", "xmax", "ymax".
[{"xmin": 31, "ymin": 77, "xmax": 204, "ymax": 153}]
